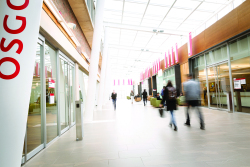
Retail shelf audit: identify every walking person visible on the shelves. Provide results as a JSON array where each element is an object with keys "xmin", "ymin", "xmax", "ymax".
[
  {"xmin": 160, "ymin": 80, "xmax": 177, "ymax": 131},
  {"xmin": 142, "ymin": 89, "xmax": 148, "ymax": 106},
  {"xmin": 183, "ymin": 74, "xmax": 205, "ymax": 130},
  {"xmin": 130, "ymin": 90, "xmax": 134, "ymax": 104},
  {"xmin": 111, "ymin": 90, "xmax": 117, "ymax": 111}
]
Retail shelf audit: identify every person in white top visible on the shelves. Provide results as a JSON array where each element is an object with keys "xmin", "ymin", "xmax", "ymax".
[{"xmin": 130, "ymin": 90, "xmax": 134, "ymax": 104}]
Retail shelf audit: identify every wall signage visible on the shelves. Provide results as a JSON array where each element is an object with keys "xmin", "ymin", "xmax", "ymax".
[{"xmin": 0, "ymin": 0, "xmax": 43, "ymax": 166}]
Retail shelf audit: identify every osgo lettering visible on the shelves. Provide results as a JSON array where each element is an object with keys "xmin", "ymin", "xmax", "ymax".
[{"xmin": 0, "ymin": 0, "xmax": 29, "ymax": 80}]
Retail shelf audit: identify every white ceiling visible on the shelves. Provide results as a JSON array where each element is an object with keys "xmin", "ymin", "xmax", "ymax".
[{"xmin": 103, "ymin": 0, "xmax": 245, "ymax": 79}]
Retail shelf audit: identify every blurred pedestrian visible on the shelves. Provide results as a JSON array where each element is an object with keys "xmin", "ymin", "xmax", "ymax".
[
  {"xmin": 156, "ymin": 92, "xmax": 162, "ymax": 100},
  {"xmin": 130, "ymin": 90, "xmax": 134, "ymax": 104},
  {"xmin": 160, "ymin": 80, "xmax": 177, "ymax": 131},
  {"xmin": 111, "ymin": 90, "xmax": 117, "ymax": 110},
  {"xmin": 142, "ymin": 89, "xmax": 148, "ymax": 106},
  {"xmin": 183, "ymin": 74, "xmax": 205, "ymax": 130}
]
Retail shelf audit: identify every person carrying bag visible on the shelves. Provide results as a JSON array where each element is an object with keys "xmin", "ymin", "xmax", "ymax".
[{"xmin": 160, "ymin": 80, "xmax": 177, "ymax": 131}]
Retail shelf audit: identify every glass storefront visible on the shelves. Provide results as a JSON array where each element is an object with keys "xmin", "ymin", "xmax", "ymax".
[
  {"xmin": 163, "ymin": 67, "xmax": 176, "ymax": 87},
  {"xmin": 22, "ymin": 34, "xmax": 76, "ymax": 164},
  {"xmin": 191, "ymin": 33, "xmax": 250, "ymax": 113},
  {"xmin": 230, "ymin": 35, "xmax": 250, "ymax": 113}
]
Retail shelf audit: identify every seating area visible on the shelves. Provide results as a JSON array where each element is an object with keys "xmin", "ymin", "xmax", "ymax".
[
  {"xmin": 150, "ymin": 97, "xmax": 162, "ymax": 108},
  {"xmin": 135, "ymin": 97, "xmax": 141, "ymax": 102}
]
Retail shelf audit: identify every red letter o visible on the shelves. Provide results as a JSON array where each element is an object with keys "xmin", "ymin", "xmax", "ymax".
[
  {"xmin": 0, "ymin": 57, "xmax": 20, "ymax": 80},
  {"xmin": 7, "ymin": 0, "xmax": 29, "ymax": 10}
]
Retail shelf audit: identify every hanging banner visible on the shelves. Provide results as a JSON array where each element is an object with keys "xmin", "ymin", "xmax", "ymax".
[
  {"xmin": 168, "ymin": 50, "xmax": 171, "ymax": 67},
  {"xmin": 165, "ymin": 52, "xmax": 167, "ymax": 68},
  {"xmin": 171, "ymin": 47, "xmax": 174, "ymax": 65},
  {"xmin": 188, "ymin": 32, "xmax": 192, "ymax": 56},
  {"xmin": 175, "ymin": 43, "xmax": 179, "ymax": 63},
  {"xmin": 158, "ymin": 58, "xmax": 161, "ymax": 73},
  {"xmin": 0, "ymin": 0, "xmax": 43, "ymax": 166}
]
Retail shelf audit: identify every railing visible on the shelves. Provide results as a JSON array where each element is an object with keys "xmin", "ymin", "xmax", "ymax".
[{"xmin": 85, "ymin": 0, "xmax": 95, "ymax": 26}]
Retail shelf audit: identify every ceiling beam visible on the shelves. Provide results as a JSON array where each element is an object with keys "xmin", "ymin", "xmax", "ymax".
[{"xmin": 104, "ymin": 22, "xmax": 188, "ymax": 36}]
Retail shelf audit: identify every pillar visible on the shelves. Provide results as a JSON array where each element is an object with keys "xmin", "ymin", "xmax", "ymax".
[
  {"xmin": 97, "ymin": 27, "xmax": 110, "ymax": 110},
  {"xmin": 85, "ymin": 0, "xmax": 106, "ymax": 121},
  {"xmin": 104, "ymin": 61, "xmax": 112, "ymax": 104},
  {"xmin": 75, "ymin": 63, "xmax": 79, "ymax": 101}
]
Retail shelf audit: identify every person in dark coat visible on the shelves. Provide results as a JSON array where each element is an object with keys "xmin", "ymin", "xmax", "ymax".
[
  {"xmin": 142, "ymin": 89, "xmax": 148, "ymax": 106},
  {"xmin": 160, "ymin": 80, "xmax": 177, "ymax": 131}
]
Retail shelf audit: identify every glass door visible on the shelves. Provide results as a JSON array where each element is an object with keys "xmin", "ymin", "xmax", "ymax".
[
  {"xmin": 59, "ymin": 59, "xmax": 69, "ymax": 133},
  {"xmin": 207, "ymin": 62, "xmax": 230, "ymax": 110}
]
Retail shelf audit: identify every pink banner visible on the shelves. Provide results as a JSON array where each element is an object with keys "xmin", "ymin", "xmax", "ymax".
[
  {"xmin": 168, "ymin": 50, "xmax": 171, "ymax": 67},
  {"xmin": 165, "ymin": 52, "xmax": 167, "ymax": 68},
  {"xmin": 171, "ymin": 47, "xmax": 174, "ymax": 65},
  {"xmin": 175, "ymin": 43, "xmax": 179, "ymax": 63},
  {"xmin": 123, "ymin": 79, "xmax": 125, "ymax": 85},
  {"xmin": 188, "ymin": 32, "xmax": 192, "ymax": 56},
  {"xmin": 45, "ymin": 66, "xmax": 47, "ymax": 78},
  {"xmin": 131, "ymin": 79, "xmax": 133, "ymax": 85},
  {"xmin": 158, "ymin": 58, "xmax": 161, "ymax": 72},
  {"xmin": 118, "ymin": 79, "xmax": 120, "ymax": 86},
  {"xmin": 128, "ymin": 79, "xmax": 130, "ymax": 85}
]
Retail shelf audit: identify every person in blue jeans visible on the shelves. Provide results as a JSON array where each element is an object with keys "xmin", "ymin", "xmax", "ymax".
[
  {"xmin": 111, "ymin": 90, "xmax": 117, "ymax": 110},
  {"xmin": 160, "ymin": 80, "xmax": 177, "ymax": 131}
]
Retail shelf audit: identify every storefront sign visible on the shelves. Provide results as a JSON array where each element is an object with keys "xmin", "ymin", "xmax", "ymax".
[
  {"xmin": 234, "ymin": 78, "xmax": 241, "ymax": 89},
  {"xmin": 49, "ymin": 78, "xmax": 55, "ymax": 88},
  {"xmin": 50, "ymin": 93, "xmax": 55, "ymax": 104},
  {"xmin": 0, "ymin": 0, "xmax": 43, "ymax": 166}
]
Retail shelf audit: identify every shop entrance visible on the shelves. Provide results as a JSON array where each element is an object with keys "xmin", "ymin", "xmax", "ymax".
[{"xmin": 207, "ymin": 62, "xmax": 231, "ymax": 111}]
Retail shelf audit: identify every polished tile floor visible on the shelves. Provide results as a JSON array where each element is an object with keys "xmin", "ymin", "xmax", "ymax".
[{"xmin": 23, "ymin": 99, "xmax": 250, "ymax": 167}]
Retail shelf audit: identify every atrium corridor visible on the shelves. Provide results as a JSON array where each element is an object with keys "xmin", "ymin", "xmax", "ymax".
[{"xmin": 23, "ymin": 100, "xmax": 250, "ymax": 167}]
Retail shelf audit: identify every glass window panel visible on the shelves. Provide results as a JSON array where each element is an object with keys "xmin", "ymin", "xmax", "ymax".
[
  {"xmin": 206, "ymin": 46, "xmax": 228, "ymax": 65},
  {"xmin": 26, "ymin": 43, "xmax": 42, "ymax": 153},
  {"xmin": 60, "ymin": 59, "xmax": 69, "ymax": 131},
  {"xmin": 230, "ymin": 36, "xmax": 250, "ymax": 61},
  {"xmin": 69, "ymin": 66, "xmax": 75, "ymax": 124},
  {"xmin": 45, "ymin": 42, "xmax": 58, "ymax": 143}
]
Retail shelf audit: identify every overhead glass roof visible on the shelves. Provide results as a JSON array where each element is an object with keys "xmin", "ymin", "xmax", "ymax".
[{"xmin": 103, "ymin": 0, "xmax": 245, "ymax": 79}]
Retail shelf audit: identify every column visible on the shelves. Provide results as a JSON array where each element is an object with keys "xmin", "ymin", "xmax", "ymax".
[
  {"xmin": 97, "ymin": 27, "xmax": 110, "ymax": 110},
  {"xmin": 104, "ymin": 61, "xmax": 112, "ymax": 104},
  {"xmin": 75, "ymin": 63, "xmax": 79, "ymax": 101},
  {"xmin": 85, "ymin": 0, "xmax": 106, "ymax": 121}
]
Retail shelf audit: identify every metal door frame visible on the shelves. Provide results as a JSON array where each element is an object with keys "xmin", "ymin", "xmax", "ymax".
[{"xmin": 206, "ymin": 60, "xmax": 230, "ymax": 111}]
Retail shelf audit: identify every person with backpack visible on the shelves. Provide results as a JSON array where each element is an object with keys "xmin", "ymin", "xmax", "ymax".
[{"xmin": 160, "ymin": 80, "xmax": 177, "ymax": 131}]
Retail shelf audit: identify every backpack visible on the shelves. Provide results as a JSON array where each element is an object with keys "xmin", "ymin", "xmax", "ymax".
[{"xmin": 168, "ymin": 87, "xmax": 176, "ymax": 100}]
